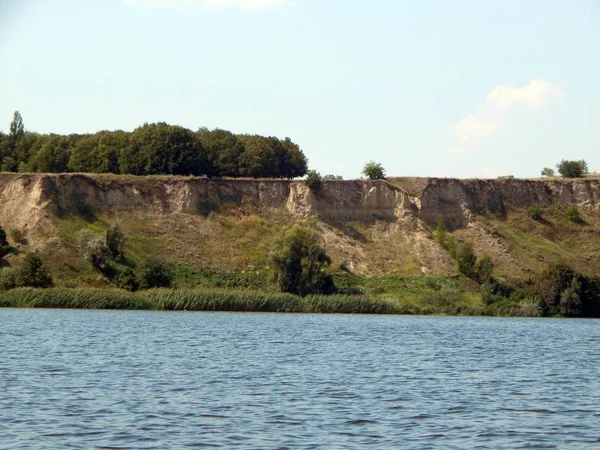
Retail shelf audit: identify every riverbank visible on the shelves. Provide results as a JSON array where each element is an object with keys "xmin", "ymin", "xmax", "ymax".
[{"xmin": 0, "ymin": 287, "xmax": 544, "ymax": 316}]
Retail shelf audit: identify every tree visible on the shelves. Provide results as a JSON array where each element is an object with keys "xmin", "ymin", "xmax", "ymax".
[
  {"xmin": 456, "ymin": 242, "xmax": 477, "ymax": 279},
  {"xmin": 120, "ymin": 123, "xmax": 207, "ymax": 176},
  {"xmin": 18, "ymin": 253, "xmax": 53, "ymax": 288},
  {"xmin": 541, "ymin": 167, "xmax": 555, "ymax": 177},
  {"xmin": 138, "ymin": 261, "xmax": 172, "ymax": 289},
  {"xmin": 305, "ymin": 170, "xmax": 322, "ymax": 190},
  {"xmin": 0, "ymin": 225, "xmax": 8, "ymax": 247},
  {"xmin": 106, "ymin": 223, "xmax": 126, "ymax": 262},
  {"xmin": 9, "ymin": 111, "xmax": 25, "ymax": 149},
  {"xmin": 32, "ymin": 135, "xmax": 71, "ymax": 173},
  {"xmin": 272, "ymin": 224, "xmax": 334, "ymax": 296},
  {"xmin": 362, "ymin": 161, "xmax": 386, "ymax": 179},
  {"xmin": 78, "ymin": 230, "xmax": 112, "ymax": 270},
  {"xmin": 556, "ymin": 160, "xmax": 588, "ymax": 178},
  {"xmin": 196, "ymin": 128, "xmax": 243, "ymax": 177}
]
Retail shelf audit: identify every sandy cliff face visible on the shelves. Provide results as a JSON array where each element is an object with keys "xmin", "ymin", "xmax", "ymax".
[{"xmin": 1, "ymin": 173, "xmax": 598, "ymax": 232}]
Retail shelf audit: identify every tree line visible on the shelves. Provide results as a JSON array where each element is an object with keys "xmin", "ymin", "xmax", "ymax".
[{"xmin": 0, "ymin": 112, "xmax": 308, "ymax": 178}]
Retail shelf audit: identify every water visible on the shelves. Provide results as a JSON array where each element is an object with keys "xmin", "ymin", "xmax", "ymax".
[{"xmin": 1, "ymin": 310, "xmax": 600, "ymax": 449}]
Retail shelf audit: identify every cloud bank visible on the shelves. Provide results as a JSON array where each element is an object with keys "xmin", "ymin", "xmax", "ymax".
[
  {"xmin": 123, "ymin": 0, "xmax": 291, "ymax": 11},
  {"xmin": 449, "ymin": 78, "xmax": 565, "ymax": 155}
]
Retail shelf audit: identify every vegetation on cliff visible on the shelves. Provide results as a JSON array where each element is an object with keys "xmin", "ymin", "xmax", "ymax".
[{"xmin": 0, "ymin": 112, "xmax": 308, "ymax": 178}]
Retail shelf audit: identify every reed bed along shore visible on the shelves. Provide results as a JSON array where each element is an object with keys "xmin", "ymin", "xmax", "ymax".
[
  {"xmin": 0, "ymin": 287, "xmax": 543, "ymax": 316},
  {"xmin": 0, "ymin": 288, "xmax": 406, "ymax": 314}
]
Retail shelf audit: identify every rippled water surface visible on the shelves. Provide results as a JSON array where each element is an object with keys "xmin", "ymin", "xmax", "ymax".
[{"xmin": 1, "ymin": 310, "xmax": 600, "ymax": 448}]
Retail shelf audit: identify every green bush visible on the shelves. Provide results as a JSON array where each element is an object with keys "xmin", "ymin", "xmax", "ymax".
[
  {"xmin": 528, "ymin": 203, "xmax": 542, "ymax": 220},
  {"xmin": 272, "ymin": 224, "xmax": 334, "ymax": 296},
  {"xmin": 78, "ymin": 229, "xmax": 112, "ymax": 270},
  {"xmin": 565, "ymin": 205, "xmax": 583, "ymax": 223},
  {"xmin": 305, "ymin": 170, "xmax": 322, "ymax": 190},
  {"xmin": 18, "ymin": 253, "xmax": 53, "ymax": 288},
  {"xmin": 0, "ymin": 267, "xmax": 18, "ymax": 290},
  {"xmin": 556, "ymin": 159, "xmax": 588, "ymax": 178},
  {"xmin": 541, "ymin": 167, "xmax": 554, "ymax": 177},
  {"xmin": 456, "ymin": 242, "xmax": 477, "ymax": 279},
  {"xmin": 138, "ymin": 261, "xmax": 172, "ymax": 289},
  {"xmin": 362, "ymin": 161, "xmax": 386, "ymax": 180},
  {"xmin": 9, "ymin": 228, "xmax": 26, "ymax": 245},
  {"xmin": 106, "ymin": 223, "xmax": 126, "ymax": 262},
  {"xmin": 0, "ymin": 226, "xmax": 8, "ymax": 247},
  {"xmin": 115, "ymin": 268, "xmax": 139, "ymax": 292}
]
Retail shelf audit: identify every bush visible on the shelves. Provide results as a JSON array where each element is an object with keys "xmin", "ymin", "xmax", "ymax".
[
  {"xmin": 565, "ymin": 205, "xmax": 583, "ymax": 224},
  {"xmin": 106, "ymin": 223, "xmax": 126, "ymax": 262},
  {"xmin": 475, "ymin": 255, "xmax": 494, "ymax": 283},
  {"xmin": 362, "ymin": 161, "xmax": 386, "ymax": 180},
  {"xmin": 272, "ymin": 224, "xmax": 334, "ymax": 296},
  {"xmin": 78, "ymin": 230, "xmax": 112, "ymax": 270},
  {"xmin": 305, "ymin": 170, "xmax": 322, "ymax": 190},
  {"xmin": 18, "ymin": 253, "xmax": 53, "ymax": 288},
  {"xmin": 9, "ymin": 228, "xmax": 27, "ymax": 245},
  {"xmin": 528, "ymin": 203, "xmax": 542, "ymax": 220},
  {"xmin": 456, "ymin": 242, "xmax": 477, "ymax": 279},
  {"xmin": 0, "ymin": 225, "xmax": 8, "ymax": 247},
  {"xmin": 0, "ymin": 267, "xmax": 18, "ymax": 290},
  {"xmin": 541, "ymin": 167, "xmax": 555, "ymax": 177},
  {"xmin": 115, "ymin": 268, "xmax": 139, "ymax": 292},
  {"xmin": 138, "ymin": 261, "xmax": 172, "ymax": 289},
  {"xmin": 556, "ymin": 160, "xmax": 588, "ymax": 178},
  {"xmin": 323, "ymin": 174, "xmax": 343, "ymax": 180}
]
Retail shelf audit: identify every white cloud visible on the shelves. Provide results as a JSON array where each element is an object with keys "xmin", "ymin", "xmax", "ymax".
[
  {"xmin": 123, "ymin": 0, "xmax": 291, "ymax": 11},
  {"xmin": 449, "ymin": 78, "xmax": 565, "ymax": 155}
]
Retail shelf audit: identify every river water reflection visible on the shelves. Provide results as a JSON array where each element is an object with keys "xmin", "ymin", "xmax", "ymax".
[{"xmin": 1, "ymin": 309, "xmax": 600, "ymax": 448}]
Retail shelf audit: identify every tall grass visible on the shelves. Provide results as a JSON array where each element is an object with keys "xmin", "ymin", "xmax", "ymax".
[{"xmin": 0, "ymin": 288, "xmax": 407, "ymax": 314}]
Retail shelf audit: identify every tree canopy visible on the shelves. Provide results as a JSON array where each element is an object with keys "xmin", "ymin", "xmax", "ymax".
[
  {"xmin": 0, "ymin": 112, "xmax": 309, "ymax": 179},
  {"xmin": 362, "ymin": 161, "xmax": 386, "ymax": 180},
  {"xmin": 556, "ymin": 160, "xmax": 588, "ymax": 178}
]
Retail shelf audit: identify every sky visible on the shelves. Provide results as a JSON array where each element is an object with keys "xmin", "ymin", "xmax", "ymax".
[{"xmin": 0, "ymin": 0, "xmax": 599, "ymax": 179}]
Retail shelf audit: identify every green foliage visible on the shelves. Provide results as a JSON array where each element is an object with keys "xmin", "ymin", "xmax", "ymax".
[
  {"xmin": 305, "ymin": 170, "xmax": 322, "ymax": 190},
  {"xmin": 9, "ymin": 228, "xmax": 27, "ymax": 245},
  {"xmin": 565, "ymin": 205, "xmax": 583, "ymax": 223},
  {"xmin": 323, "ymin": 174, "xmax": 343, "ymax": 180},
  {"xmin": 115, "ymin": 268, "xmax": 139, "ymax": 292},
  {"xmin": 527, "ymin": 202, "xmax": 542, "ymax": 220},
  {"xmin": 106, "ymin": 223, "xmax": 126, "ymax": 262},
  {"xmin": 556, "ymin": 159, "xmax": 588, "ymax": 178},
  {"xmin": 78, "ymin": 229, "xmax": 112, "ymax": 270},
  {"xmin": 138, "ymin": 261, "xmax": 172, "ymax": 289},
  {"xmin": 362, "ymin": 161, "xmax": 386, "ymax": 180},
  {"xmin": 0, "ymin": 225, "xmax": 8, "ymax": 247},
  {"xmin": 9, "ymin": 111, "xmax": 25, "ymax": 148},
  {"xmin": 457, "ymin": 242, "xmax": 477, "ymax": 279},
  {"xmin": 18, "ymin": 253, "xmax": 53, "ymax": 288},
  {"xmin": 0, "ymin": 267, "xmax": 18, "ymax": 290},
  {"xmin": 497, "ymin": 175, "xmax": 515, "ymax": 180},
  {"xmin": 272, "ymin": 224, "xmax": 334, "ymax": 296},
  {"xmin": 475, "ymin": 255, "xmax": 494, "ymax": 283},
  {"xmin": 541, "ymin": 167, "xmax": 555, "ymax": 177}
]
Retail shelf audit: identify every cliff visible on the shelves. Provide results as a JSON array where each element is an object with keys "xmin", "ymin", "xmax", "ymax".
[{"xmin": 1, "ymin": 173, "xmax": 599, "ymax": 283}]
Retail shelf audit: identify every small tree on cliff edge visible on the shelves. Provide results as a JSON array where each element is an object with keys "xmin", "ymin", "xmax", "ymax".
[
  {"xmin": 556, "ymin": 160, "xmax": 588, "ymax": 178},
  {"xmin": 362, "ymin": 161, "xmax": 386, "ymax": 180},
  {"xmin": 272, "ymin": 224, "xmax": 335, "ymax": 296}
]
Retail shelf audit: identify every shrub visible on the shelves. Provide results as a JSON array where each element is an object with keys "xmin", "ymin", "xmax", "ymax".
[
  {"xmin": 0, "ymin": 225, "xmax": 8, "ymax": 247},
  {"xmin": 78, "ymin": 229, "xmax": 112, "ymax": 270},
  {"xmin": 18, "ymin": 253, "xmax": 53, "ymax": 288},
  {"xmin": 138, "ymin": 261, "xmax": 172, "ymax": 289},
  {"xmin": 528, "ymin": 203, "xmax": 542, "ymax": 220},
  {"xmin": 456, "ymin": 242, "xmax": 477, "ymax": 279},
  {"xmin": 475, "ymin": 255, "xmax": 494, "ymax": 283},
  {"xmin": 106, "ymin": 223, "xmax": 126, "ymax": 262},
  {"xmin": 272, "ymin": 224, "xmax": 335, "ymax": 296},
  {"xmin": 323, "ymin": 174, "xmax": 343, "ymax": 180},
  {"xmin": 556, "ymin": 160, "xmax": 588, "ymax": 178},
  {"xmin": 0, "ymin": 267, "xmax": 18, "ymax": 290},
  {"xmin": 362, "ymin": 161, "xmax": 386, "ymax": 180},
  {"xmin": 305, "ymin": 170, "xmax": 322, "ymax": 190},
  {"xmin": 115, "ymin": 268, "xmax": 139, "ymax": 292},
  {"xmin": 565, "ymin": 205, "xmax": 583, "ymax": 224},
  {"xmin": 9, "ymin": 228, "xmax": 27, "ymax": 245},
  {"xmin": 541, "ymin": 167, "xmax": 555, "ymax": 177}
]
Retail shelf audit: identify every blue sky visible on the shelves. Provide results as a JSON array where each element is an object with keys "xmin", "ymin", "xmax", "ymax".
[{"xmin": 0, "ymin": 0, "xmax": 598, "ymax": 178}]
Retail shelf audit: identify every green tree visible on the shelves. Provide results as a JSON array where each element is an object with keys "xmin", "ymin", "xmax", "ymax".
[
  {"xmin": 556, "ymin": 160, "xmax": 588, "ymax": 178},
  {"xmin": 18, "ymin": 253, "xmax": 53, "ymax": 288},
  {"xmin": 32, "ymin": 135, "xmax": 71, "ymax": 173},
  {"xmin": 305, "ymin": 170, "xmax": 322, "ymax": 190},
  {"xmin": 237, "ymin": 135, "xmax": 279, "ymax": 178},
  {"xmin": 272, "ymin": 224, "xmax": 334, "ymax": 296},
  {"xmin": 528, "ymin": 203, "xmax": 542, "ymax": 220},
  {"xmin": 120, "ymin": 123, "xmax": 207, "ymax": 176},
  {"xmin": 362, "ymin": 161, "xmax": 386, "ymax": 179},
  {"xmin": 456, "ymin": 242, "xmax": 477, "ymax": 279},
  {"xmin": 106, "ymin": 223, "xmax": 126, "ymax": 262},
  {"xmin": 138, "ymin": 261, "xmax": 172, "ymax": 289},
  {"xmin": 541, "ymin": 167, "xmax": 555, "ymax": 177},
  {"xmin": 9, "ymin": 111, "xmax": 25, "ymax": 149},
  {"xmin": 196, "ymin": 127, "xmax": 243, "ymax": 177},
  {"xmin": 69, "ymin": 131, "xmax": 125, "ymax": 173}
]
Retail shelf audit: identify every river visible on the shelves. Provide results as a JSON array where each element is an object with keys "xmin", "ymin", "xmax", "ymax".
[{"xmin": 1, "ymin": 309, "xmax": 599, "ymax": 448}]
